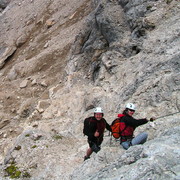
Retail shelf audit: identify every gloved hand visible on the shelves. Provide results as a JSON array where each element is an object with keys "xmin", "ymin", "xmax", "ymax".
[{"xmin": 150, "ymin": 117, "xmax": 155, "ymax": 122}]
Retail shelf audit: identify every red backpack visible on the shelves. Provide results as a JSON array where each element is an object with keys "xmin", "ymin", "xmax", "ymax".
[{"xmin": 111, "ymin": 114, "xmax": 126, "ymax": 139}]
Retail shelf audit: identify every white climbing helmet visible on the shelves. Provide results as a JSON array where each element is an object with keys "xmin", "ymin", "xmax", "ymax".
[
  {"xmin": 126, "ymin": 103, "xmax": 136, "ymax": 111},
  {"xmin": 94, "ymin": 107, "xmax": 103, "ymax": 113}
]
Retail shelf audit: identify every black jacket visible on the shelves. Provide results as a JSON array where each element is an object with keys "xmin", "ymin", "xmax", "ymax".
[
  {"xmin": 121, "ymin": 115, "xmax": 148, "ymax": 128},
  {"xmin": 83, "ymin": 116, "xmax": 111, "ymax": 143}
]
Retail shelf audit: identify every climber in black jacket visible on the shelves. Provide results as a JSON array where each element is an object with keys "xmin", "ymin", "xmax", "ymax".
[{"xmin": 83, "ymin": 107, "xmax": 111, "ymax": 161}]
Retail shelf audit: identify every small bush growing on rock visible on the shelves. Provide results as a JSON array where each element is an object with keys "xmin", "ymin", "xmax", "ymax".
[
  {"xmin": 32, "ymin": 145, "xmax": 37, "ymax": 148},
  {"xmin": 4, "ymin": 163, "xmax": 21, "ymax": 179},
  {"xmin": 4, "ymin": 163, "xmax": 31, "ymax": 179},
  {"xmin": 52, "ymin": 134, "xmax": 63, "ymax": 140}
]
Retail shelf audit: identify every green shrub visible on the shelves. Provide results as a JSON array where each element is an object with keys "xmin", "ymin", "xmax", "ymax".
[
  {"xmin": 32, "ymin": 145, "xmax": 37, "ymax": 148},
  {"xmin": 4, "ymin": 163, "xmax": 31, "ymax": 179},
  {"xmin": 32, "ymin": 145, "xmax": 37, "ymax": 149},
  {"xmin": 53, "ymin": 134, "xmax": 63, "ymax": 140},
  {"xmin": 5, "ymin": 164, "xmax": 21, "ymax": 179}
]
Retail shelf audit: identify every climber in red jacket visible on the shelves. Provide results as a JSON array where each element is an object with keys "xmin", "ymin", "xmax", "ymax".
[{"xmin": 118, "ymin": 103, "xmax": 154, "ymax": 150}]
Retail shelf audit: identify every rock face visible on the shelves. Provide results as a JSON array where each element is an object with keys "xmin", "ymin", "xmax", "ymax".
[
  {"xmin": 71, "ymin": 117, "xmax": 180, "ymax": 180},
  {"xmin": 0, "ymin": 0, "xmax": 179, "ymax": 179}
]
